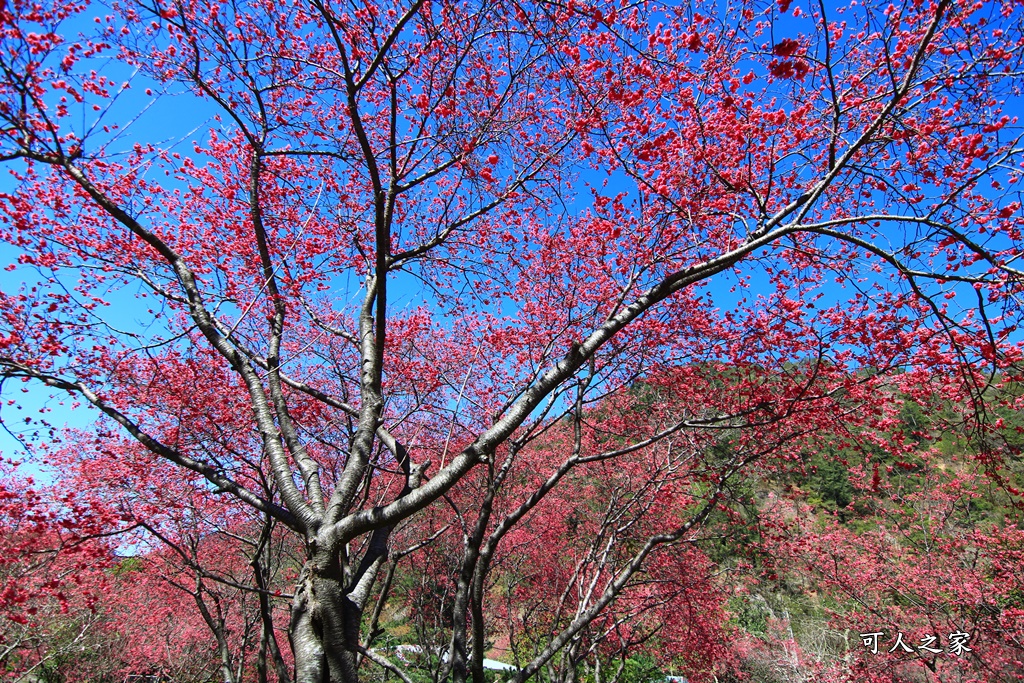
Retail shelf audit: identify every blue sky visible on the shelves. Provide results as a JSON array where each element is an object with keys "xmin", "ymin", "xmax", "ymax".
[
  {"xmin": 0, "ymin": 9, "xmax": 222, "ymax": 463},
  {"xmin": 2, "ymin": 0, "xmax": 1020, "ymax": 474}
]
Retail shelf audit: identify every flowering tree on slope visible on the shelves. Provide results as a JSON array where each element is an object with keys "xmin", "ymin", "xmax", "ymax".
[
  {"xmin": 0, "ymin": 462, "xmax": 115, "ymax": 681},
  {"xmin": 1, "ymin": 0, "xmax": 1023, "ymax": 681}
]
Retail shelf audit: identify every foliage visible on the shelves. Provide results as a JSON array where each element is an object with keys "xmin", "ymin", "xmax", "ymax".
[
  {"xmin": 0, "ymin": 461, "xmax": 115, "ymax": 682},
  {"xmin": 1, "ymin": 0, "xmax": 1023, "ymax": 681}
]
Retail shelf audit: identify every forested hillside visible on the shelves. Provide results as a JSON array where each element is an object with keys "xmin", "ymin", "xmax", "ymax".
[
  {"xmin": 1, "ymin": 0, "xmax": 1023, "ymax": 681},
  {"xmin": 3, "ymin": 375, "xmax": 1023, "ymax": 683}
]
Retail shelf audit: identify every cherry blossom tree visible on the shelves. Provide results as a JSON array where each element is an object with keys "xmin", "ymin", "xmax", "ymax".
[
  {"xmin": 42, "ymin": 425, "xmax": 299, "ymax": 683},
  {"xmin": 0, "ymin": 461, "xmax": 115, "ymax": 681},
  {"xmin": 1, "ymin": 0, "xmax": 1023, "ymax": 681},
  {"xmin": 97, "ymin": 523, "xmax": 293, "ymax": 683},
  {"xmin": 755, "ymin": 449, "xmax": 1024, "ymax": 683}
]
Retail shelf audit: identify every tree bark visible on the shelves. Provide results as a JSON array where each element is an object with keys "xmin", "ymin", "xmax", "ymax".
[{"xmin": 291, "ymin": 565, "xmax": 327, "ymax": 683}]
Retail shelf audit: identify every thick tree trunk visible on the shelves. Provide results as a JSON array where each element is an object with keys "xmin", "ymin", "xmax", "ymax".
[
  {"xmin": 291, "ymin": 566, "xmax": 327, "ymax": 683},
  {"xmin": 315, "ymin": 573, "xmax": 361, "ymax": 683},
  {"xmin": 289, "ymin": 558, "xmax": 371, "ymax": 683}
]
